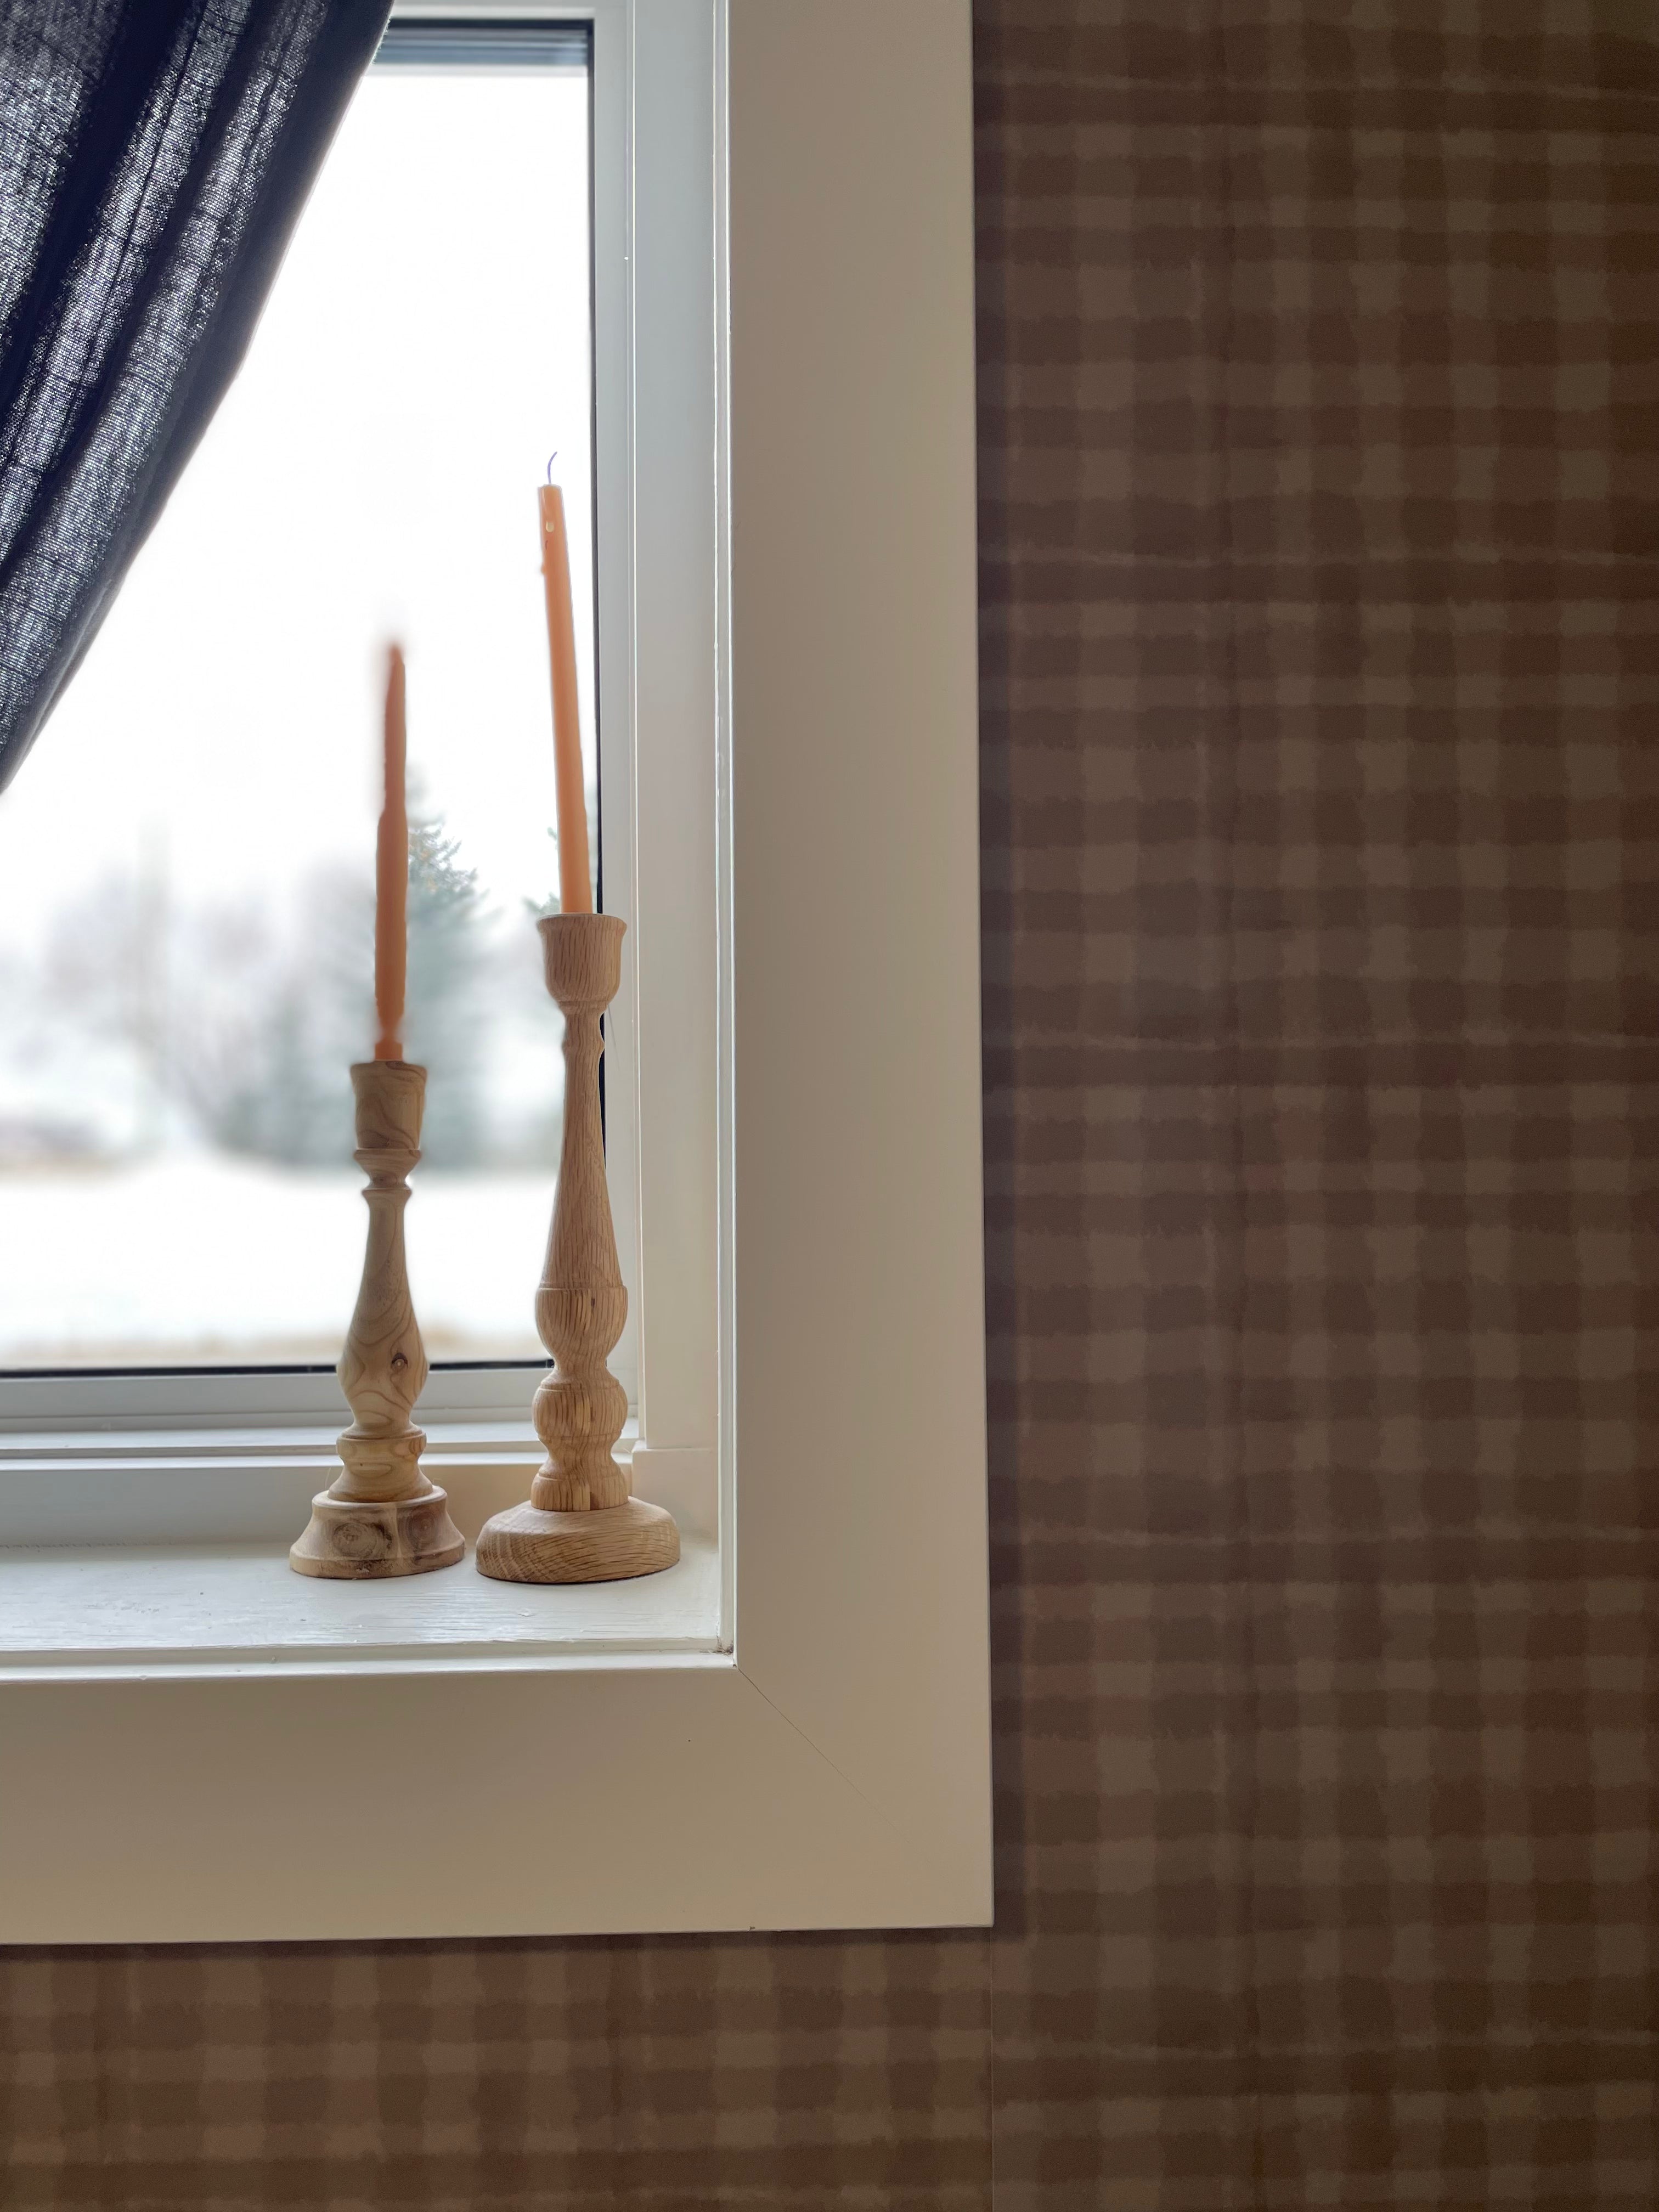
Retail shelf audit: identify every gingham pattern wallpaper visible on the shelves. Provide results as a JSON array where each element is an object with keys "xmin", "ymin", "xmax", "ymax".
[{"xmin": 4, "ymin": 2, "xmax": 1656, "ymax": 2205}]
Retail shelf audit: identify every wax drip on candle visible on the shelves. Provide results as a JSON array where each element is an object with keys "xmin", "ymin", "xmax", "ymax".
[{"xmin": 374, "ymin": 642, "xmax": 409, "ymax": 1060}]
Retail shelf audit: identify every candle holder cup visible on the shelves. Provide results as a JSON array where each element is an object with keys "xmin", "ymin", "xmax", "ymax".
[
  {"xmin": 475, "ymin": 913, "xmax": 680, "ymax": 1584},
  {"xmin": 290, "ymin": 1059, "xmax": 465, "ymax": 1579}
]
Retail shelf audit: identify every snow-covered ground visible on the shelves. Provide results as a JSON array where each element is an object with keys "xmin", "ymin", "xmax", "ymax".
[{"xmin": 0, "ymin": 1153, "xmax": 554, "ymax": 1367}]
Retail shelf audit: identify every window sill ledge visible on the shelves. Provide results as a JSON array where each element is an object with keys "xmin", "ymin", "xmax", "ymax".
[{"xmin": 0, "ymin": 1532, "xmax": 723, "ymax": 1681}]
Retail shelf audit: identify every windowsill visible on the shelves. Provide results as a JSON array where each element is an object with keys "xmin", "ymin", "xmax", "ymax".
[
  {"xmin": 0, "ymin": 1532, "xmax": 722, "ymax": 1680},
  {"xmin": 0, "ymin": 1420, "xmax": 722, "ymax": 1675}
]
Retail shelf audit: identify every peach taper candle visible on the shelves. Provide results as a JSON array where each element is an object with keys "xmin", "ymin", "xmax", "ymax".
[
  {"xmin": 538, "ymin": 482, "xmax": 592, "ymax": 913},
  {"xmin": 374, "ymin": 642, "xmax": 408, "ymax": 1060}
]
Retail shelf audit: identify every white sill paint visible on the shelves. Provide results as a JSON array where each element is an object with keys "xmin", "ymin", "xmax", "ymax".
[{"xmin": 0, "ymin": 1533, "xmax": 721, "ymax": 1679}]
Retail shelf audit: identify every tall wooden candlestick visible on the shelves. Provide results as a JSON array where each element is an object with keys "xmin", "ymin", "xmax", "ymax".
[
  {"xmin": 475, "ymin": 913, "xmax": 679, "ymax": 1583},
  {"xmin": 290, "ymin": 1060, "xmax": 465, "ymax": 1578}
]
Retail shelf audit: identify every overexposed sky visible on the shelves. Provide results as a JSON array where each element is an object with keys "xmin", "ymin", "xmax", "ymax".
[{"xmin": 0, "ymin": 65, "xmax": 594, "ymax": 944}]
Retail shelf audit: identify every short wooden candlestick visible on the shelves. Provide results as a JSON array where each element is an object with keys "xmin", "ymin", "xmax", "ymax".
[
  {"xmin": 475, "ymin": 913, "xmax": 680, "ymax": 1585},
  {"xmin": 290, "ymin": 1059, "xmax": 465, "ymax": 1579}
]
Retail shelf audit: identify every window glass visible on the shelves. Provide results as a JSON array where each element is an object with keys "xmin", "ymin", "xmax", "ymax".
[{"xmin": 0, "ymin": 49, "xmax": 592, "ymax": 1370}]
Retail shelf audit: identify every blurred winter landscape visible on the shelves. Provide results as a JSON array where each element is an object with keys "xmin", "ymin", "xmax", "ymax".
[
  {"xmin": 0, "ymin": 819, "xmax": 561, "ymax": 1365},
  {"xmin": 0, "ymin": 1158, "xmax": 552, "ymax": 1368},
  {"xmin": 0, "ymin": 65, "xmax": 592, "ymax": 1370}
]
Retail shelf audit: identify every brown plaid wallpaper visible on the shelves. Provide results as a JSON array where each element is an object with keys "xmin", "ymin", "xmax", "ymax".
[{"xmin": 4, "ymin": 1, "xmax": 1657, "ymax": 2204}]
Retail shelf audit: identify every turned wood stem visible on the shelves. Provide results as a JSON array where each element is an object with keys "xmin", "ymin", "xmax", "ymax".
[
  {"xmin": 531, "ymin": 914, "xmax": 630, "ymax": 1512},
  {"xmin": 336, "ymin": 1060, "xmax": 431, "ymax": 1498}
]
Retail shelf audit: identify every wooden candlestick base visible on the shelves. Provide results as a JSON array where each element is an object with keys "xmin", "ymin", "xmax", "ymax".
[
  {"xmin": 475, "ymin": 914, "xmax": 681, "ymax": 1586},
  {"xmin": 291, "ymin": 1060, "xmax": 465, "ymax": 1581},
  {"xmin": 475, "ymin": 1496, "xmax": 679, "ymax": 1585}
]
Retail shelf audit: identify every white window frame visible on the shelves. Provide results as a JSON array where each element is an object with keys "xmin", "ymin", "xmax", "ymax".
[{"xmin": 0, "ymin": 0, "xmax": 988, "ymax": 1939}]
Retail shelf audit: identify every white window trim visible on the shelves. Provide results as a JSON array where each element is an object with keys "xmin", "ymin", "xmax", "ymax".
[{"xmin": 0, "ymin": 0, "xmax": 989, "ymax": 1939}]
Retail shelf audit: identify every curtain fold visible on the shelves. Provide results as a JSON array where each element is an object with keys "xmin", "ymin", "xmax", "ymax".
[{"xmin": 0, "ymin": 0, "xmax": 390, "ymax": 794}]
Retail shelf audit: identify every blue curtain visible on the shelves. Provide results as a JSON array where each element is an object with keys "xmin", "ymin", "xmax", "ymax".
[{"xmin": 0, "ymin": 0, "xmax": 390, "ymax": 792}]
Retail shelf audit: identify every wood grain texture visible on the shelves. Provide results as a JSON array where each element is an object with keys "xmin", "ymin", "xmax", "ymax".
[
  {"xmin": 476, "ymin": 916, "xmax": 680, "ymax": 1584},
  {"xmin": 475, "ymin": 1497, "xmax": 680, "ymax": 1586},
  {"xmin": 290, "ymin": 1060, "xmax": 465, "ymax": 1580}
]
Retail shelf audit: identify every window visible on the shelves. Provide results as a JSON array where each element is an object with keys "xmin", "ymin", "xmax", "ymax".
[
  {"xmin": 0, "ymin": 0, "xmax": 989, "ymax": 1943},
  {"xmin": 0, "ymin": 24, "xmax": 599, "ymax": 1389}
]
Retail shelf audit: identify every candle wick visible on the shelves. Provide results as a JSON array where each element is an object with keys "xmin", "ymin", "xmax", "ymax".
[{"xmin": 545, "ymin": 451, "xmax": 558, "ymax": 484}]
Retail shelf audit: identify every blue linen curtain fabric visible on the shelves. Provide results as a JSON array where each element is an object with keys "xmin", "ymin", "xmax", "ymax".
[{"xmin": 0, "ymin": 0, "xmax": 390, "ymax": 794}]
